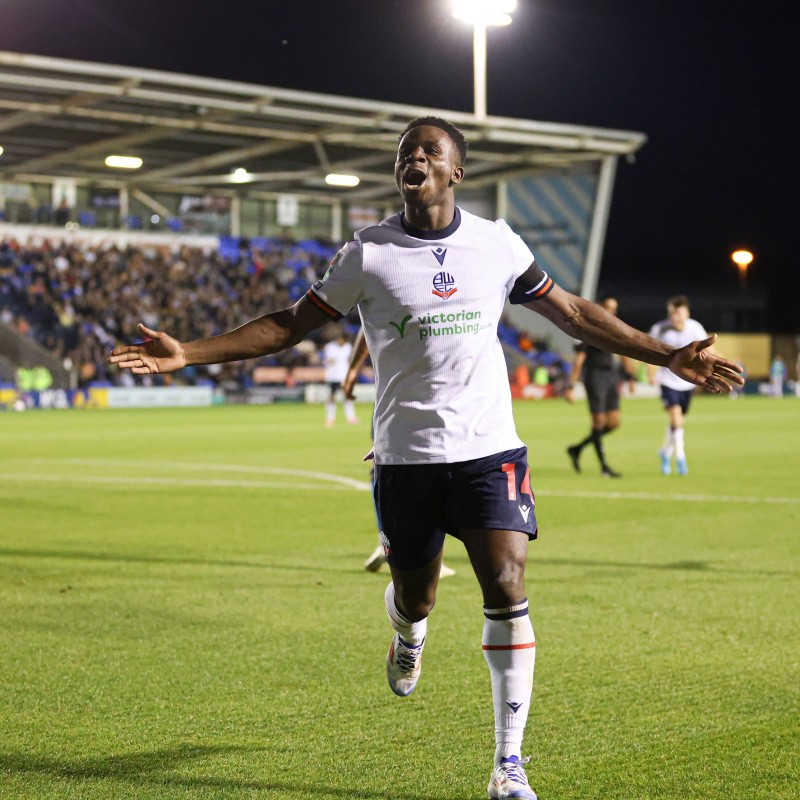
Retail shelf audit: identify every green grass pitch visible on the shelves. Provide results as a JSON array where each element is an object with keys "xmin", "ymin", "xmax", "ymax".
[{"xmin": 1, "ymin": 396, "xmax": 797, "ymax": 799}]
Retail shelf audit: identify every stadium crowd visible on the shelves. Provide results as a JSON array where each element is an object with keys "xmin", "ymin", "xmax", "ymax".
[{"xmin": 0, "ymin": 234, "xmax": 569, "ymax": 391}]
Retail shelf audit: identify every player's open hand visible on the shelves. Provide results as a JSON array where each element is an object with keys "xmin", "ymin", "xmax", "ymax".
[
  {"xmin": 667, "ymin": 334, "xmax": 744, "ymax": 394},
  {"xmin": 343, "ymin": 369, "xmax": 357, "ymax": 400},
  {"xmin": 107, "ymin": 323, "xmax": 186, "ymax": 375}
]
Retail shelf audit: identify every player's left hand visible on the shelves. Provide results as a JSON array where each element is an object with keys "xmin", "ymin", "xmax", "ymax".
[
  {"xmin": 667, "ymin": 334, "xmax": 744, "ymax": 394},
  {"xmin": 108, "ymin": 323, "xmax": 186, "ymax": 374}
]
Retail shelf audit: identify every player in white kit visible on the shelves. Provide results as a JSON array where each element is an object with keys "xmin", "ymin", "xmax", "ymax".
[
  {"xmin": 648, "ymin": 296, "xmax": 708, "ymax": 475},
  {"xmin": 322, "ymin": 331, "xmax": 358, "ymax": 426},
  {"xmin": 109, "ymin": 118, "xmax": 743, "ymax": 800}
]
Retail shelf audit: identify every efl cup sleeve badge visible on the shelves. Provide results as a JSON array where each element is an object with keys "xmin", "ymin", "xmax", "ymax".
[
  {"xmin": 432, "ymin": 271, "xmax": 458, "ymax": 300},
  {"xmin": 322, "ymin": 251, "xmax": 343, "ymax": 281}
]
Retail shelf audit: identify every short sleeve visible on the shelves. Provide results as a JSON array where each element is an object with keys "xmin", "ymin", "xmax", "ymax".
[
  {"xmin": 497, "ymin": 219, "xmax": 535, "ymax": 280},
  {"xmin": 494, "ymin": 219, "xmax": 556, "ymax": 305},
  {"xmin": 306, "ymin": 240, "xmax": 364, "ymax": 320}
]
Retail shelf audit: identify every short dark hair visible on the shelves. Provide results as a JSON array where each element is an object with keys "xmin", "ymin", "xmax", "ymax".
[
  {"xmin": 667, "ymin": 294, "xmax": 690, "ymax": 310},
  {"xmin": 399, "ymin": 116, "xmax": 469, "ymax": 165}
]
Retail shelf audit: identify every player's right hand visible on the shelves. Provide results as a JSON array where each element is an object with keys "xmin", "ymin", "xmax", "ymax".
[
  {"xmin": 343, "ymin": 370, "xmax": 357, "ymax": 400},
  {"xmin": 108, "ymin": 323, "xmax": 186, "ymax": 374}
]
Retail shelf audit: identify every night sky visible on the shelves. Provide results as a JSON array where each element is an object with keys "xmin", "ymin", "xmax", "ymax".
[{"xmin": 1, "ymin": 0, "xmax": 795, "ymax": 329}]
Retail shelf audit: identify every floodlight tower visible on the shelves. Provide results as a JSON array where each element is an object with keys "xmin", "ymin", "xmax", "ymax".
[
  {"xmin": 452, "ymin": 0, "xmax": 517, "ymax": 120},
  {"xmin": 731, "ymin": 249, "xmax": 754, "ymax": 293}
]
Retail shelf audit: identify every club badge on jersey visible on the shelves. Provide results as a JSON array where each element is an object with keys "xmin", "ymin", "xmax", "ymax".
[{"xmin": 432, "ymin": 271, "xmax": 457, "ymax": 300}]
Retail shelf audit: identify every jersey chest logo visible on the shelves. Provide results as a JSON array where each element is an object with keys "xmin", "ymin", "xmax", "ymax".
[
  {"xmin": 432, "ymin": 271, "xmax": 457, "ymax": 300},
  {"xmin": 431, "ymin": 246, "xmax": 447, "ymax": 266}
]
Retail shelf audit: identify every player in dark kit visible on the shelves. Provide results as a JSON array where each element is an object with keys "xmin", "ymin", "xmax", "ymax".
[
  {"xmin": 109, "ymin": 116, "xmax": 744, "ymax": 800},
  {"xmin": 565, "ymin": 294, "xmax": 634, "ymax": 477}
]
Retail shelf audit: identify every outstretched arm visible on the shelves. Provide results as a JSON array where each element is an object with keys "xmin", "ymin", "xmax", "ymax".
[
  {"xmin": 342, "ymin": 328, "xmax": 370, "ymax": 399},
  {"xmin": 527, "ymin": 286, "xmax": 743, "ymax": 393},
  {"xmin": 108, "ymin": 295, "xmax": 332, "ymax": 375}
]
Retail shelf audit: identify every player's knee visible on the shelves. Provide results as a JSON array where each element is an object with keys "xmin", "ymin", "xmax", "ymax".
[
  {"xmin": 483, "ymin": 561, "xmax": 526, "ymax": 606},
  {"xmin": 396, "ymin": 588, "xmax": 436, "ymax": 621}
]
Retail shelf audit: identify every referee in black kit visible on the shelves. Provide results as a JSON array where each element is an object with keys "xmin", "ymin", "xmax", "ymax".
[{"xmin": 565, "ymin": 294, "xmax": 635, "ymax": 478}]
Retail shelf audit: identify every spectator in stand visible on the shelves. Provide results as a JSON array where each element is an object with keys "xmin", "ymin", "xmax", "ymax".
[{"xmin": 55, "ymin": 199, "xmax": 71, "ymax": 227}]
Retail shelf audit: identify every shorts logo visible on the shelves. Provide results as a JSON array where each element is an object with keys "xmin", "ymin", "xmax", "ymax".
[
  {"xmin": 432, "ymin": 271, "xmax": 457, "ymax": 300},
  {"xmin": 431, "ymin": 246, "xmax": 447, "ymax": 266},
  {"xmin": 518, "ymin": 504, "xmax": 531, "ymax": 522},
  {"xmin": 379, "ymin": 530, "xmax": 392, "ymax": 556}
]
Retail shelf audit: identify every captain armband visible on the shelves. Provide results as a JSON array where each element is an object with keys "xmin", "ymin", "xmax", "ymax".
[{"xmin": 509, "ymin": 264, "xmax": 555, "ymax": 304}]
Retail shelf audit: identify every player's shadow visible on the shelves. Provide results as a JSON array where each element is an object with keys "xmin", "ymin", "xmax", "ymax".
[
  {"xmin": 0, "ymin": 546, "xmax": 346, "ymax": 575},
  {"xmin": 0, "ymin": 744, "xmax": 467, "ymax": 799},
  {"xmin": 535, "ymin": 556, "xmax": 795, "ymax": 577}
]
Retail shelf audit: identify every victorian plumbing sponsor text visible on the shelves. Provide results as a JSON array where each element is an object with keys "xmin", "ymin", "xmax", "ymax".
[{"xmin": 416, "ymin": 309, "xmax": 493, "ymax": 339}]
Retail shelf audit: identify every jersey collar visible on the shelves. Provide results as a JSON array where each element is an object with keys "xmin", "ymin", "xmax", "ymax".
[{"xmin": 400, "ymin": 207, "xmax": 461, "ymax": 240}]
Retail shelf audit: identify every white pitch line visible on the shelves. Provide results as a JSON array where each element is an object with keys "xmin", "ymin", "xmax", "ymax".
[
  {"xmin": 538, "ymin": 489, "xmax": 800, "ymax": 506},
  {"xmin": 14, "ymin": 458, "xmax": 372, "ymax": 491},
  {"xmin": 4, "ymin": 459, "xmax": 798, "ymax": 505},
  {"xmin": 2, "ymin": 473, "xmax": 331, "ymax": 491}
]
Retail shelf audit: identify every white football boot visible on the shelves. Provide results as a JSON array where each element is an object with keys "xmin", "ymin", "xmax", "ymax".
[
  {"xmin": 364, "ymin": 545, "xmax": 387, "ymax": 572},
  {"xmin": 487, "ymin": 755, "xmax": 537, "ymax": 800},
  {"xmin": 386, "ymin": 634, "xmax": 424, "ymax": 697}
]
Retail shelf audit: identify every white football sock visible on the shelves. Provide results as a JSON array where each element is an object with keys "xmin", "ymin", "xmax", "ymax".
[
  {"xmin": 662, "ymin": 426, "xmax": 675, "ymax": 458},
  {"xmin": 344, "ymin": 399, "xmax": 357, "ymax": 423},
  {"xmin": 325, "ymin": 401, "xmax": 336, "ymax": 424},
  {"xmin": 673, "ymin": 426, "xmax": 685, "ymax": 459},
  {"xmin": 483, "ymin": 598, "xmax": 536, "ymax": 765},
  {"xmin": 385, "ymin": 582, "xmax": 427, "ymax": 645}
]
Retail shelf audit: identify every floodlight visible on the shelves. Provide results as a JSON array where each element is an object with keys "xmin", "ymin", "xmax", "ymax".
[
  {"xmin": 452, "ymin": 0, "xmax": 516, "ymax": 26},
  {"xmin": 105, "ymin": 155, "xmax": 143, "ymax": 169},
  {"xmin": 231, "ymin": 167, "xmax": 252, "ymax": 183},
  {"xmin": 325, "ymin": 173, "xmax": 360, "ymax": 187},
  {"xmin": 452, "ymin": 1, "xmax": 517, "ymax": 120},
  {"xmin": 731, "ymin": 250, "xmax": 754, "ymax": 268}
]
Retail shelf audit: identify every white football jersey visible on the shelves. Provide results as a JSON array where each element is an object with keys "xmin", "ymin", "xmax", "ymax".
[
  {"xmin": 307, "ymin": 207, "xmax": 544, "ymax": 465},
  {"xmin": 322, "ymin": 340, "xmax": 353, "ymax": 383},
  {"xmin": 648, "ymin": 317, "xmax": 708, "ymax": 391}
]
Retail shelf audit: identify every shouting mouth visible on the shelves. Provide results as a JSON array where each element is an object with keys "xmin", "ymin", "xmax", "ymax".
[{"xmin": 403, "ymin": 169, "xmax": 427, "ymax": 189}]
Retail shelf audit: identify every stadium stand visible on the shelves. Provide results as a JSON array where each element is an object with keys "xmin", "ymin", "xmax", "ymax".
[{"xmin": 1, "ymin": 233, "xmax": 567, "ymax": 397}]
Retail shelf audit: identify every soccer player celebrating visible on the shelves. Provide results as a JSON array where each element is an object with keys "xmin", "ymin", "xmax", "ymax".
[
  {"xmin": 648, "ymin": 295, "xmax": 709, "ymax": 475},
  {"xmin": 109, "ymin": 117, "xmax": 743, "ymax": 800}
]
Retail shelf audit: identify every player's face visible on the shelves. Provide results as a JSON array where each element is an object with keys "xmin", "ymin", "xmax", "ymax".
[
  {"xmin": 668, "ymin": 303, "xmax": 689, "ymax": 328},
  {"xmin": 394, "ymin": 126, "xmax": 464, "ymax": 207}
]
